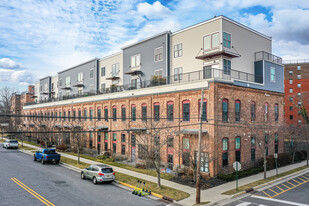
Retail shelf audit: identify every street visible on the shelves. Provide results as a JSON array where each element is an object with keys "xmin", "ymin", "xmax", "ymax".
[
  {"xmin": 225, "ymin": 172, "xmax": 309, "ymax": 206},
  {"xmin": 0, "ymin": 146, "xmax": 165, "ymax": 206}
]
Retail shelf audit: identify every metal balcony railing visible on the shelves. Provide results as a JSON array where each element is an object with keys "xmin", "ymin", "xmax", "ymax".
[
  {"xmin": 255, "ymin": 51, "xmax": 282, "ymax": 65},
  {"xmin": 24, "ymin": 68, "xmax": 262, "ymax": 106}
]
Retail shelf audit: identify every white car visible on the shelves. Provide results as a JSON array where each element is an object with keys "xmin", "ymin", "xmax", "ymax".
[{"xmin": 3, "ymin": 139, "xmax": 19, "ymax": 149}]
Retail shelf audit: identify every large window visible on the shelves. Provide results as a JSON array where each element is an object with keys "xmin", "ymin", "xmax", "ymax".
[
  {"xmin": 101, "ymin": 67, "xmax": 105, "ymax": 77},
  {"xmin": 264, "ymin": 103, "xmax": 269, "ymax": 121},
  {"xmin": 65, "ymin": 76, "xmax": 70, "ymax": 86},
  {"xmin": 223, "ymin": 59, "xmax": 231, "ymax": 75},
  {"xmin": 222, "ymin": 138, "xmax": 229, "ymax": 167},
  {"xmin": 154, "ymin": 47, "xmax": 163, "ymax": 62},
  {"xmin": 274, "ymin": 104, "xmax": 279, "ymax": 122},
  {"xmin": 90, "ymin": 69, "xmax": 94, "ymax": 79},
  {"xmin": 174, "ymin": 43, "xmax": 182, "ymax": 58},
  {"xmin": 113, "ymin": 106, "xmax": 117, "ymax": 121},
  {"xmin": 131, "ymin": 104, "xmax": 136, "ymax": 121},
  {"xmin": 194, "ymin": 152, "xmax": 209, "ymax": 172},
  {"xmin": 78, "ymin": 109, "xmax": 81, "ymax": 121},
  {"xmin": 223, "ymin": 32, "xmax": 231, "ymax": 49},
  {"xmin": 121, "ymin": 105, "xmax": 126, "ymax": 121},
  {"xmin": 270, "ymin": 67, "xmax": 276, "ymax": 82},
  {"xmin": 104, "ymin": 107, "xmax": 108, "ymax": 121},
  {"xmin": 154, "ymin": 103, "xmax": 160, "ymax": 121},
  {"xmin": 203, "ymin": 32, "xmax": 219, "ymax": 51},
  {"xmin": 174, "ymin": 67, "xmax": 183, "ymax": 81},
  {"xmin": 251, "ymin": 137, "xmax": 255, "ymax": 161},
  {"xmin": 167, "ymin": 101, "xmax": 174, "ymax": 121},
  {"xmin": 182, "ymin": 100, "xmax": 190, "ymax": 121},
  {"xmin": 235, "ymin": 100, "xmax": 241, "ymax": 121},
  {"xmin": 97, "ymin": 108, "xmax": 101, "ymax": 121},
  {"xmin": 222, "ymin": 99, "xmax": 228, "ymax": 122},
  {"xmin": 78, "ymin": 72, "xmax": 83, "ymax": 82},
  {"xmin": 198, "ymin": 99, "xmax": 207, "ymax": 121},
  {"xmin": 84, "ymin": 109, "xmax": 87, "ymax": 121},
  {"xmin": 89, "ymin": 108, "xmax": 93, "ymax": 121},
  {"xmin": 73, "ymin": 110, "xmax": 76, "ymax": 121},
  {"xmin": 251, "ymin": 102, "xmax": 256, "ymax": 121},
  {"xmin": 235, "ymin": 137, "xmax": 241, "ymax": 162},
  {"xmin": 131, "ymin": 54, "xmax": 140, "ymax": 68},
  {"xmin": 112, "ymin": 63, "xmax": 119, "ymax": 76},
  {"xmin": 142, "ymin": 104, "xmax": 147, "ymax": 121}
]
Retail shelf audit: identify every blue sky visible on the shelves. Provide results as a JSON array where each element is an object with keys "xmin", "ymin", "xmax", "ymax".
[{"xmin": 0, "ymin": 0, "xmax": 308, "ymax": 91}]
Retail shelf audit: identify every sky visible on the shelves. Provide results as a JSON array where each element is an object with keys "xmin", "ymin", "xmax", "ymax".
[{"xmin": 0, "ymin": 0, "xmax": 308, "ymax": 91}]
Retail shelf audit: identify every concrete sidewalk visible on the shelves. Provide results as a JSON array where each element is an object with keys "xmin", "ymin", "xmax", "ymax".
[{"xmin": 18, "ymin": 141, "xmax": 309, "ymax": 206}]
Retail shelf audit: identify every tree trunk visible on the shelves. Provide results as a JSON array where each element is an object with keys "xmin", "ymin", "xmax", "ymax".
[
  {"xmin": 193, "ymin": 167, "xmax": 197, "ymax": 182},
  {"xmin": 292, "ymin": 151, "xmax": 295, "ymax": 163},
  {"xmin": 156, "ymin": 168, "xmax": 161, "ymax": 189},
  {"xmin": 307, "ymin": 144, "xmax": 309, "ymax": 166},
  {"xmin": 77, "ymin": 147, "xmax": 80, "ymax": 164},
  {"xmin": 263, "ymin": 151, "xmax": 267, "ymax": 179}
]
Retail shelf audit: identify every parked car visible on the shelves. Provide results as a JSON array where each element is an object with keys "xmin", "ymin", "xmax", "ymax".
[
  {"xmin": 33, "ymin": 149, "xmax": 61, "ymax": 164},
  {"xmin": 3, "ymin": 139, "xmax": 18, "ymax": 149},
  {"xmin": 81, "ymin": 164, "xmax": 115, "ymax": 184}
]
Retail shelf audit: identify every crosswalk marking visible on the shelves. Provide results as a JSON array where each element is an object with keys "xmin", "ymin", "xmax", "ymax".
[{"xmin": 235, "ymin": 202, "xmax": 268, "ymax": 206}]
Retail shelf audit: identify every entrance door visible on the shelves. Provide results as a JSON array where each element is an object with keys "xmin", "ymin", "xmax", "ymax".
[
  {"xmin": 203, "ymin": 66, "xmax": 212, "ymax": 79},
  {"xmin": 98, "ymin": 144, "xmax": 101, "ymax": 155},
  {"xmin": 131, "ymin": 134, "xmax": 136, "ymax": 162}
]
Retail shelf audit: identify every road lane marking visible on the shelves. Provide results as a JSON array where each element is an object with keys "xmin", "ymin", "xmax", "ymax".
[
  {"xmin": 262, "ymin": 190, "xmax": 272, "ymax": 198},
  {"xmin": 288, "ymin": 181, "xmax": 296, "ymax": 186},
  {"xmin": 282, "ymin": 183, "xmax": 291, "ymax": 189},
  {"xmin": 235, "ymin": 202, "xmax": 251, "ymax": 206},
  {"xmin": 268, "ymin": 188, "xmax": 278, "ymax": 195},
  {"xmin": 11, "ymin": 178, "xmax": 55, "ymax": 206},
  {"xmin": 298, "ymin": 176, "xmax": 307, "ymax": 182},
  {"xmin": 276, "ymin": 186, "xmax": 284, "ymax": 192},
  {"xmin": 293, "ymin": 179, "xmax": 301, "ymax": 184},
  {"xmin": 251, "ymin": 195, "xmax": 309, "ymax": 206}
]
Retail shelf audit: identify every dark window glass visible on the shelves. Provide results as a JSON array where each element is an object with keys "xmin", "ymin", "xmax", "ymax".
[
  {"xmin": 68, "ymin": 111, "xmax": 71, "ymax": 121},
  {"xmin": 142, "ymin": 105, "xmax": 147, "ymax": 121},
  {"xmin": 222, "ymin": 99, "xmax": 228, "ymax": 122},
  {"xmin": 154, "ymin": 104, "xmax": 160, "ymax": 121},
  {"xmin": 63, "ymin": 111, "xmax": 66, "ymax": 120},
  {"xmin": 121, "ymin": 145, "xmax": 125, "ymax": 155},
  {"xmin": 73, "ymin": 111, "xmax": 76, "ymax": 120},
  {"xmin": 90, "ymin": 109, "xmax": 93, "ymax": 121},
  {"xmin": 101, "ymin": 168, "xmax": 113, "ymax": 173},
  {"xmin": 167, "ymin": 103, "xmax": 174, "ymax": 121},
  {"xmin": 121, "ymin": 107, "xmax": 126, "ymax": 121},
  {"xmin": 222, "ymin": 152, "xmax": 228, "ymax": 167},
  {"xmin": 131, "ymin": 105, "xmax": 136, "ymax": 121},
  {"xmin": 251, "ymin": 102, "xmax": 256, "ymax": 121},
  {"xmin": 168, "ymin": 137, "xmax": 173, "ymax": 148},
  {"xmin": 113, "ymin": 107, "xmax": 117, "ymax": 121},
  {"xmin": 113, "ymin": 143, "xmax": 116, "ymax": 153},
  {"xmin": 275, "ymin": 133, "xmax": 279, "ymax": 154},
  {"xmin": 274, "ymin": 104, "xmax": 279, "ymax": 122},
  {"xmin": 199, "ymin": 101, "xmax": 207, "ymax": 121},
  {"xmin": 182, "ymin": 152, "xmax": 190, "ymax": 166},
  {"xmin": 121, "ymin": 133, "xmax": 125, "ymax": 142},
  {"xmin": 84, "ymin": 110, "xmax": 87, "ymax": 121},
  {"xmin": 183, "ymin": 101, "xmax": 190, "ymax": 121},
  {"xmin": 97, "ymin": 109, "xmax": 101, "ymax": 121},
  {"xmin": 98, "ymin": 133, "xmax": 101, "ymax": 142},
  {"xmin": 78, "ymin": 110, "xmax": 81, "ymax": 121},
  {"xmin": 235, "ymin": 100, "xmax": 241, "ymax": 121},
  {"xmin": 131, "ymin": 135, "xmax": 136, "ymax": 147},
  {"xmin": 104, "ymin": 108, "xmax": 108, "ymax": 121}
]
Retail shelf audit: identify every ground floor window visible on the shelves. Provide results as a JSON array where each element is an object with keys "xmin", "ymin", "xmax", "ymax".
[
  {"xmin": 235, "ymin": 150, "xmax": 241, "ymax": 162},
  {"xmin": 138, "ymin": 144, "xmax": 147, "ymax": 159},
  {"xmin": 251, "ymin": 148, "xmax": 255, "ymax": 161},
  {"xmin": 113, "ymin": 143, "xmax": 116, "ymax": 153},
  {"xmin": 182, "ymin": 152, "xmax": 190, "ymax": 166},
  {"xmin": 104, "ymin": 142, "xmax": 108, "ymax": 151},
  {"xmin": 222, "ymin": 152, "xmax": 228, "ymax": 167},
  {"xmin": 168, "ymin": 154, "xmax": 173, "ymax": 170},
  {"xmin": 121, "ymin": 144, "xmax": 125, "ymax": 155},
  {"xmin": 194, "ymin": 151, "xmax": 209, "ymax": 172}
]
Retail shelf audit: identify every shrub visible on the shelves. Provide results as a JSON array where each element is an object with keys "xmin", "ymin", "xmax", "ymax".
[
  {"xmin": 217, "ymin": 166, "xmax": 263, "ymax": 181},
  {"xmin": 135, "ymin": 163, "xmax": 146, "ymax": 169},
  {"xmin": 277, "ymin": 153, "xmax": 291, "ymax": 167},
  {"xmin": 294, "ymin": 151, "xmax": 305, "ymax": 162},
  {"xmin": 56, "ymin": 144, "xmax": 67, "ymax": 152},
  {"xmin": 301, "ymin": 150, "xmax": 307, "ymax": 159}
]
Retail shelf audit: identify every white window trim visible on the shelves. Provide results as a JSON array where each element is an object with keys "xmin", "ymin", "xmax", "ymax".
[
  {"xmin": 154, "ymin": 46, "xmax": 163, "ymax": 62},
  {"xmin": 90, "ymin": 69, "xmax": 94, "ymax": 79},
  {"xmin": 203, "ymin": 32, "xmax": 220, "ymax": 52},
  {"xmin": 223, "ymin": 31, "xmax": 232, "ymax": 49},
  {"xmin": 270, "ymin": 67, "xmax": 276, "ymax": 82},
  {"xmin": 154, "ymin": 69, "xmax": 163, "ymax": 77},
  {"xmin": 174, "ymin": 43, "xmax": 183, "ymax": 58},
  {"xmin": 131, "ymin": 54, "xmax": 141, "ymax": 69}
]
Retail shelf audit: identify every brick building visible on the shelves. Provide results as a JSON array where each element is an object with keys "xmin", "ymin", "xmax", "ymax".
[{"xmin": 284, "ymin": 61, "xmax": 309, "ymax": 125}]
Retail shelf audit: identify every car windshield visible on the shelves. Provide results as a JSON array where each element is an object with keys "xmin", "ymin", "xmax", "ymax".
[
  {"xmin": 44, "ymin": 150, "xmax": 56, "ymax": 154},
  {"xmin": 101, "ymin": 168, "xmax": 113, "ymax": 173},
  {"xmin": 10, "ymin": 141, "xmax": 18, "ymax": 143}
]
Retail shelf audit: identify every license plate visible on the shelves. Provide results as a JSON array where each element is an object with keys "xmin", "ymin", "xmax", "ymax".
[{"xmin": 106, "ymin": 175, "xmax": 111, "ymax": 178}]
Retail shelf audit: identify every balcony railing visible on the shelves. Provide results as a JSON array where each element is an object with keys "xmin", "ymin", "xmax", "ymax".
[
  {"xmin": 255, "ymin": 51, "xmax": 282, "ymax": 65},
  {"xmin": 24, "ymin": 68, "xmax": 262, "ymax": 106}
]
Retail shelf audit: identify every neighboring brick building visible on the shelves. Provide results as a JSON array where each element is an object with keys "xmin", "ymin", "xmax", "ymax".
[
  {"xmin": 284, "ymin": 61, "xmax": 309, "ymax": 125},
  {"xmin": 11, "ymin": 93, "xmax": 21, "ymax": 126}
]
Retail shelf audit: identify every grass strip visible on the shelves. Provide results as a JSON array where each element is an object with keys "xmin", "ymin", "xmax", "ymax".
[
  {"xmin": 222, "ymin": 165, "xmax": 309, "ymax": 195},
  {"xmin": 19, "ymin": 145, "xmax": 36, "ymax": 150},
  {"xmin": 64, "ymin": 151, "xmax": 174, "ymax": 180},
  {"xmin": 60, "ymin": 156, "xmax": 189, "ymax": 201}
]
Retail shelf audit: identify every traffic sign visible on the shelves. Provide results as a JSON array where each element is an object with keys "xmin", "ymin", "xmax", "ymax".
[
  {"xmin": 274, "ymin": 153, "xmax": 278, "ymax": 158},
  {"xmin": 233, "ymin": 161, "xmax": 241, "ymax": 171}
]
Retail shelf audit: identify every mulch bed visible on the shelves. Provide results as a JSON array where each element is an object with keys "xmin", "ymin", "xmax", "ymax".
[{"xmin": 170, "ymin": 176, "xmax": 227, "ymax": 190}]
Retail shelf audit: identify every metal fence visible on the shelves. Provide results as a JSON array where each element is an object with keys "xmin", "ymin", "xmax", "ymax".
[{"xmin": 255, "ymin": 51, "xmax": 282, "ymax": 65}]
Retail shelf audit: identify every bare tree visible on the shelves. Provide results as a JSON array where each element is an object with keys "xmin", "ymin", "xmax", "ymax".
[
  {"xmin": 36, "ymin": 113, "xmax": 54, "ymax": 148},
  {"xmin": 71, "ymin": 125, "xmax": 86, "ymax": 164},
  {"xmin": 0, "ymin": 86, "xmax": 17, "ymax": 131}
]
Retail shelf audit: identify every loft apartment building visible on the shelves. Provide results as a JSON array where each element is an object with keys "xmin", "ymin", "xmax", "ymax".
[
  {"xmin": 284, "ymin": 61, "xmax": 309, "ymax": 125},
  {"xmin": 21, "ymin": 16, "xmax": 284, "ymax": 176}
]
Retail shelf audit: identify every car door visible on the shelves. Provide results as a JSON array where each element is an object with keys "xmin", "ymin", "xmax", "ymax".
[
  {"xmin": 92, "ymin": 166, "xmax": 99, "ymax": 178},
  {"xmin": 84, "ymin": 166, "xmax": 92, "ymax": 179},
  {"xmin": 37, "ymin": 149, "xmax": 43, "ymax": 160}
]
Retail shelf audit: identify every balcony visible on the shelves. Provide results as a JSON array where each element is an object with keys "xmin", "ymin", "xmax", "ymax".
[
  {"xmin": 73, "ymin": 81, "xmax": 84, "ymax": 87},
  {"xmin": 196, "ymin": 49, "xmax": 240, "ymax": 60},
  {"xmin": 106, "ymin": 72, "xmax": 120, "ymax": 80},
  {"xmin": 61, "ymin": 84, "xmax": 71, "ymax": 90},
  {"xmin": 255, "ymin": 51, "xmax": 282, "ymax": 65},
  {"xmin": 24, "ymin": 68, "xmax": 262, "ymax": 106},
  {"xmin": 125, "ymin": 69, "xmax": 142, "ymax": 75}
]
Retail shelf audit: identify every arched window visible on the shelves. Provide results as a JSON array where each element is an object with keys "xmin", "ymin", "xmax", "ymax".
[
  {"xmin": 167, "ymin": 101, "xmax": 174, "ymax": 121},
  {"xmin": 222, "ymin": 99, "xmax": 228, "ymax": 122},
  {"xmin": 104, "ymin": 106, "xmax": 108, "ymax": 121},
  {"xmin": 274, "ymin": 104, "xmax": 279, "ymax": 122},
  {"xmin": 154, "ymin": 102, "xmax": 160, "ymax": 121},
  {"xmin": 235, "ymin": 136, "xmax": 241, "ymax": 162},
  {"xmin": 131, "ymin": 104, "xmax": 136, "ymax": 121},
  {"xmin": 198, "ymin": 99, "xmax": 207, "ymax": 121},
  {"xmin": 222, "ymin": 138, "xmax": 229, "ymax": 167},
  {"xmin": 235, "ymin": 100, "xmax": 241, "ymax": 121},
  {"xmin": 264, "ymin": 103, "xmax": 269, "ymax": 121},
  {"xmin": 89, "ymin": 107, "xmax": 93, "ymax": 121},
  {"xmin": 182, "ymin": 100, "xmax": 190, "ymax": 121},
  {"xmin": 97, "ymin": 107, "xmax": 101, "ymax": 121},
  {"xmin": 112, "ymin": 105, "xmax": 117, "ymax": 121},
  {"xmin": 121, "ymin": 105, "xmax": 126, "ymax": 121},
  {"xmin": 251, "ymin": 102, "xmax": 256, "ymax": 121},
  {"xmin": 142, "ymin": 103, "xmax": 147, "ymax": 121}
]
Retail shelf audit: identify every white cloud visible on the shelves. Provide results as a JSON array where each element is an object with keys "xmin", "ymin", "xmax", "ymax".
[
  {"xmin": 0, "ymin": 58, "xmax": 23, "ymax": 69},
  {"xmin": 137, "ymin": 1, "xmax": 171, "ymax": 19}
]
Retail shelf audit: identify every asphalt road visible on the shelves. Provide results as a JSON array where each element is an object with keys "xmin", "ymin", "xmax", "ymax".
[
  {"xmin": 0, "ymin": 146, "xmax": 166, "ymax": 206},
  {"xmin": 225, "ymin": 171, "xmax": 309, "ymax": 206}
]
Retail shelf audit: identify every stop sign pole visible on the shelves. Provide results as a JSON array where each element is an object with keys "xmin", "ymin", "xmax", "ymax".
[{"xmin": 233, "ymin": 161, "xmax": 241, "ymax": 192}]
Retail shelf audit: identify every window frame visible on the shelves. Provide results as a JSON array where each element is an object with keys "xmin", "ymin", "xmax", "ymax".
[
  {"xmin": 222, "ymin": 99, "xmax": 229, "ymax": 122},
  {"xmin": 270, "ymin": 67, "xmax": 276, "ymax": 82},
  {"xmin": 90, "ymin": 69, "xmax": 94, "ymax": 79},
  {"xmin": 203, "ymin": 32, "xmax": 220, "ymax": 51},
  {"xmin": 131, "ymin": 104, "xmax": 136, "ymax": 121},
  {"xmin": 182, "ymin": 100, "xmax": 190, "ymax": 121},
  {"xmin": 167, "ymin": 101, "xmax": 174, "ymax": 121},
  {"xmin": 174, "ymin": 43, "xmax": 183, "ymax": 58},
  {"xmin": 154, "ymin": 46, "xmax": 163, "ymax": 62},
  {"xmin": 154, "ymin": 103, "xmax": 160, "ymax": 121},
  {"xmin": 121, "ymin": 105, "xmax": 126, "ymax": 121},
  {"xmin": 142, "ymin": 103, "xmax": 147, "ymax": 122},
  {"xmin": 223, "ymin": 32, "xmax": 231, "ymax": 49},
  {"xmin": 235, "ymin": 100, "xmax": 241, "ymax": 122}
]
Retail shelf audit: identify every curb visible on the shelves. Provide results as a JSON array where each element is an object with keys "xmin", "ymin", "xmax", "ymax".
[{"xmin": 117, "ymin": 181, "xmax": 163, "ymax": 199}]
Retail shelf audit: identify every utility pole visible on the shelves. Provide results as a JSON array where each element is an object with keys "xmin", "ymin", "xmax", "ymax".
[{"xmin": 196, "ymin": 89, "xmax": 204, "ymax": 204}]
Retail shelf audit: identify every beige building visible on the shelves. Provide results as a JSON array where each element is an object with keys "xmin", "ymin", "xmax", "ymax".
[{"xmin": 51, "ymin": 75, "xmax": 58, "ymax": 99}]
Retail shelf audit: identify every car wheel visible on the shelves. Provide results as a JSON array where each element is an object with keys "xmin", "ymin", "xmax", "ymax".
[
  {"xmin": 55, "ymin": 160, "xmax": 60, "ymax": 164},
  {"xmin": 34, "ymin": 155, "xmax": 37, "ymax": 161},
  {"xmin": 41, "ymin": 158, "xmax": 45, "ymax": 164},
  {"xmin": 92, "ymin": 177, "xmax": 97, "ymax": 184},
  {"xmin": 81, "ymin": 172, "xmax": 85, "ymax": 180}
]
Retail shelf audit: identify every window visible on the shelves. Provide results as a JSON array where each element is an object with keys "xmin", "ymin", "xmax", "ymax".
[
  {"xmin": 222, "ymin": 99, "xmax": 228, "ymax": 122},
  {"xmin": 104, "ymin": 133, "xmax": 108, "ymax": 151},
  {"xmin": 113, "ymin": 133, "xmax": 117, "ymax": 141},
  {"xmin": 121, "ymin": 133, "xmax": 125, "ymax": 143},
  {"xmin": 101, "ymin": 67, "xmax": 106, "ymax": 76},
  {"xmin": 78, "ymin": 109, "xmax": 81, "ymax": 121},
  {"xmin": 275, "ymin": 133, "xmax": 278, "ymax": 154},
  {"xmin": 222, "ymin": 138, "xmax": 228, "ymax": 167},
  {"xmin": 194, "ymin": 151, "xmax": 209, "ymax": 172},
  {"xmin": 131, "ymin": 104, "xmax": 136, "ymax": 121},
  {"xmin": 297, "ymin": 93, "xmax": 301, "ymax": 97},
  {"xmin": 274, "ymin": 104, "xmax": 279, "ymax": 122},
  {"xmin": 289, "ymin": 70, "xmax": 293, "ymax": 75},
  {"xmin": 113, "ymin": 106, "xmax": 117, "ymax": 121},
  {"xmin": 59, "ymin": 79, "xmax": 62, "ymax": 87},
  {"xmin": 131, "ymin": 135, "xmax": 136, "ymax": 147},
  {"xmin": 265, "ymin": 134, "xmax": 268, "ymax": 156},
  {"xmin": 182, "ymin": 100, "xmax": 190, "ymax": 121},
  {"xmin": 112, "ymin": 63, "xmax": 119, "ymax": 76},
  {"xmin": 235, "ymin": 137, "xmax": 241, "ymax": 162},
  {"xmin": 290, "ymin": 106, "xmax": 293, "ymax": 111},
  {"xmin": 251, "ymin": 102, "xmax": 256, "ymax": 121},
  {"xmin": 97, "ymin": 132, "xmax": 101, "ymax": 143},
  {"xmin": 297, "ymin": 65, "xmax": 301, "ymax": 70},
  {"xmin": 142, "ymin": 104, "xmax": 147, "ymax": 121},
  {"xmin": 89, "ymin": 132, "xmax": 93, "ymax": 148},
  {"xmin": 104, "ymin": 107, "xmax": 108, "ymax": 121},
  {"xmin": 55, "ymin": 112, "xmax": 58, "ymax": 121},
  {"xmin": 73, "ymin": 110, "xmax": 76, "ymax": 120},
  {"xmin": 84, "ymin": 109, "xmax": 87, "ymax": 121},
  {"xmin": 203, "ymin": 32, "xmax": 219, "ymax": 51},
  {"xmin": 113, "ymin": 143, "xmax": 116, "ymax": 153},
  {"xmin": 121, "ymin": 134, "xmax": 126, "ymax": 155},
  {"xmin": 97, "ymin": 108, "xmax": 101, "ymax": 121},
  {"xmin": 168, "ymin": 137, "xmax": 174, "ymax": 148},
  {"xmin": 78, "ymin": 72, "xmax": 83, "ymax": 82},
  {"xmin": 289, "ymin": 97, "xmax": 293, "ymax": 102},
  {"xmin": 174, "ymin": 43, "xmax": 182, "ymax": 58},
  {"xmin": 289, "ymin": 79, "xmax": 293, "ymax": 84},
  {"xmin": 251, "ymin": 137, "xmax": 255, "ymax": 161},
  {"xmin": 223, "ymin": 59, "xmax": 231, "ymax": 75},
  {"xmin": 65, "ymin": 76, "xmax": 70, "ymax": 86},
  {"xmin": 121, "ymin": 144, "xmax": 125, "ymax": 155},
  {"xmin": 174, "ymin": 67, "xmax": 183, "ymax": 81},
  {"xmin": 298, "ymin": 120, "xmax": 302, "ymax": 124},
  {"xmin": 298, "ymin": 84, "xmax": 301, "ymax": 88},
  {"xmin": 68, "ymin": 110, "xmax": 71, "ymax": 121},
  {"xmin": 90, "ymin": 69, "xmax": 94, "ymax": 78},
  {"xmin": 198, "ymin": 99, "xmax": 207, "ymax": 121},
  {"xmin": 78, "ymin": 87, "xmax": 83, "ymax": 95},
  {"xmin": 154, "ymin": 103, "xmax": 160, "ymax": 121},
  {"xmin": 298, "ymin": 101, "xmax": 301, "ymax": 106},
  {"xmin": 270, "ymin": 67, "xmax": 276, "ymax": 82},
  {"xmin": 297, "ymin": 74, "xmax": 301, "ymax": 79},
  {"xmin": 154, "ymin": 47, "xmax": 163, "ymax": 62},
  {"xmin": 121, "ymin": 105, "xmax": 126, "ymax": 121},
  {"xmin": 63, "ymin": 111, "xmax": 66, "ymax": 120},
  {"xmin": 223, "ymin": 32, "xmax": 231, "ymax": 49},
  {"xmin": 290, "ymin": 115, "xmax": 293, "ymax": 120},
  {"xmin": 131, "ymin": 54, "xmax": 140, "ymax": 68},
  {"xmin": 264, "ymin": 103, "xmax": 268, "ymax": 121},
  {"xmin": 167, "ymin": 102, "xmax": 174, "ymax": 121},
  {"xmin": 235, "ymin": 100, "xmax": 241, "ymax": 121},
  {"xmin": 289, "ymin": 88, "xmax": 293, "ymax": 93},
  {"xmin": 154, "ymin": 69, "xmax": 163, "ymax": 77},
  {"xmin": 90, "ymin": 108, "xmax": 93, "ymax": 121}
]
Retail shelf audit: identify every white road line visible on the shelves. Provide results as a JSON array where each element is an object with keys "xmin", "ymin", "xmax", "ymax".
[
  {"xmin": 235, "ymin": 202, "xmax": 252, "ymax": 206},
  {"xmin": 251, "ymin": 195, "xmax": 309, "ymax": 206}
]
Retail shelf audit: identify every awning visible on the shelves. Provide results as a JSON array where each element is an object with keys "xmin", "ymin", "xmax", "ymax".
[
  {"xmin": 54, "ymin": 124, "xmax": 62, "ymax": 129},
  {"xmin": 125, "ymin": 70, "xmax": 142, "ymax": 75},
  {"xmin": 96, "ymin": 125, "xmax": 108, "ymax": 130},
  {"xmin": 106, "ymin": 76, "xmax": 120, "ymax": 80},
  {"xmin": 129, "ymin": 127, "xmax": 147, "ymax": 132},
  {"xmin": 88, "ymin": 126, "xmax": 95, "ymax": 130},
  {"xmin": 175, "ymin": 129, "xmax": 208, "ymax": 135},
  {"xmin": 73, "ymin": 125, "xmax": 81, "ymax": 129},
  {"xmin": 196, "ymin": 50, "xmax": 240, "ymax": 60},
  {"xmin": 63, "ymin": 125, "xmax": 72, "ymax": 129}
]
